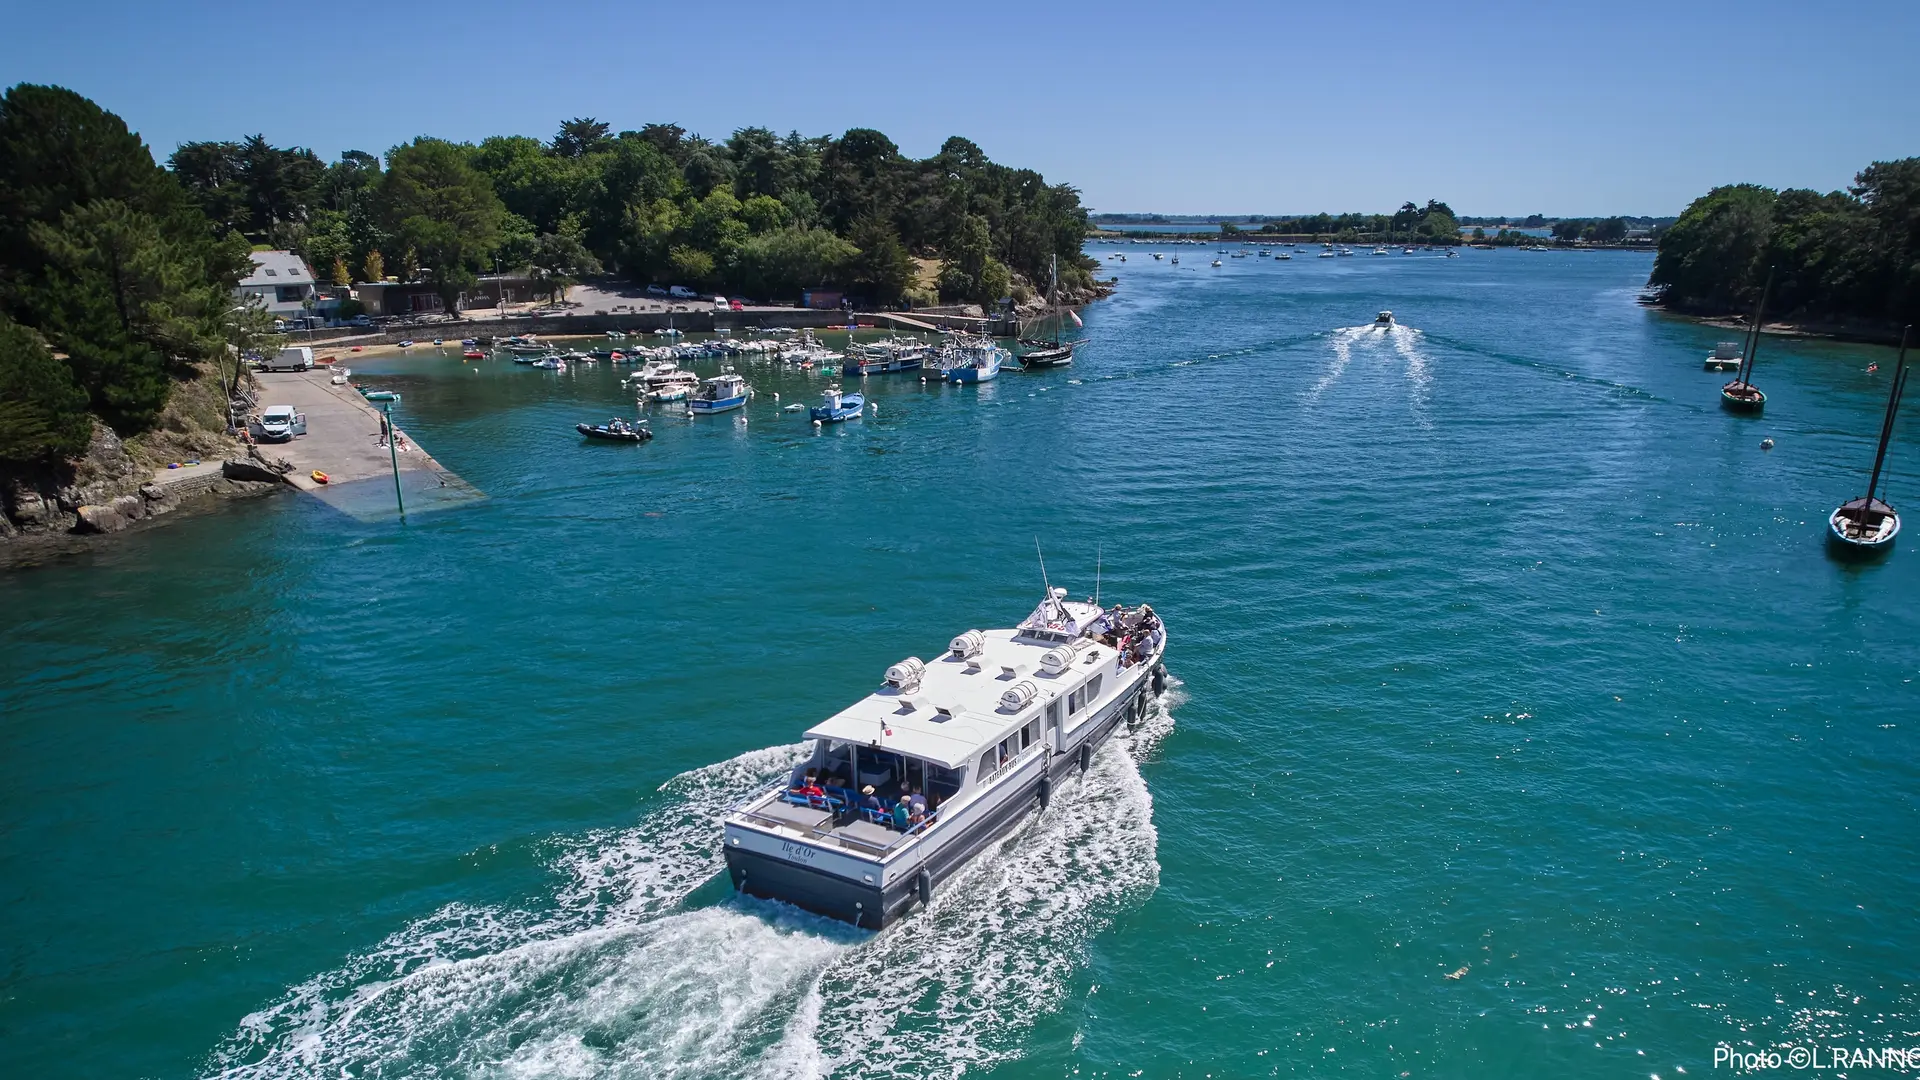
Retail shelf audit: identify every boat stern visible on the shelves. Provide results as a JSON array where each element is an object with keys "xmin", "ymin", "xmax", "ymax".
[{"xmin": 721, "ymin": 812, "xmax": 900, "ymax": 928}]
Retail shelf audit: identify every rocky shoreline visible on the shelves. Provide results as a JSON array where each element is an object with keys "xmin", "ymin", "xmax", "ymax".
[
  {"xmin": 1642, "ymin": 300, "xmax": 1910, "ymax": 348},
  {"xmin": 0, "ymin": 423, "xmax": 286, "ymax": 569}
]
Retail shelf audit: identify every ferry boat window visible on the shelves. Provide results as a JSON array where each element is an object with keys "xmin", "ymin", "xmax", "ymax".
[
  {"xmin": 929, "ymin": 765, "xmax": 964, "ymax": 804},
  {"xmin": 1046, "ymin": 701, "xmax": 1060, "ymax": 725},
  {"xmin": 1086, "ymin": 674, "xmax": 1102, "ymax": 700},
  {"xmin": 1022, "ymin": 720, "xmax": 1038, "ymax": 748},
  {"xmin": 978, "ymin": 750, "xmax": 997, "ymax": 777}
]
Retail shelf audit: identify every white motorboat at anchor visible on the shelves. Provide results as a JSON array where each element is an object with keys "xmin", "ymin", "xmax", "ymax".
[
  {"xmin": 1705, "ymin": 342, "xmax": 1743, "ymax": 371},
  {"xmin": 722, "ymin": 586, "xmax": 1168, "ymax": 928},
  {"xmin": 628, "ymin": 358, "xmax": 700, "ymax": 401}
]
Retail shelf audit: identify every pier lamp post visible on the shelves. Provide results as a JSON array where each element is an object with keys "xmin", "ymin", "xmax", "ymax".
[{"xmin": 383, "ymin": 400, "xmax": 405, "ymax": 519}]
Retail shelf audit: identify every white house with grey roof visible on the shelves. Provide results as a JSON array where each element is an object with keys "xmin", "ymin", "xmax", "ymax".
[{"xmin": 237, "ymin": 250, "xmax": 318, "ymax": 320}]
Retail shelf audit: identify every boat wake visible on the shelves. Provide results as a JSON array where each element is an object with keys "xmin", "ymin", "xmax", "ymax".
[
  {"xmin": 204, "ymin": 694, "xmax": 1179, "ymax": 1079},
  {"xmin": 1307, "ymin": 324, "xmax": 1434, "ymax": 426}
]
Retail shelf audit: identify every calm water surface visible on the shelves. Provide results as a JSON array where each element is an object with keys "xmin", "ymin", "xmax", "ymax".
[{"xmin": 3, "ymin": 248, "xmax": 1917, "ymax": 1079}]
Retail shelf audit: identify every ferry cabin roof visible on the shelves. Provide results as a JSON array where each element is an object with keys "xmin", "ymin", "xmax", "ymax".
[{"xmin": 804, "ymin": 621, "xmax": 1120, "ymax": 771}]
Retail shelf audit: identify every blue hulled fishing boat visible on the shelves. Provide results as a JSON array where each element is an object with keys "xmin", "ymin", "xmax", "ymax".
[
  {"xmin": 689, "ymin": 371, "xmax": 751, "ymax": 414},
  {"xmin": 809, "ymin": 385, "xmax": 865, "ymax": 423}
]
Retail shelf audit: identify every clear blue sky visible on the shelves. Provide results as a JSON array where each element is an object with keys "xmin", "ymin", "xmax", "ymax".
[{"xmin": 4, "ymin": 0, "xmax": 1915, "ymax": 218}]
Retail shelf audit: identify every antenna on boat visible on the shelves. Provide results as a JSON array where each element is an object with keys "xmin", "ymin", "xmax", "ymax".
[
  {"xmin": 1094, "ymin": 543, "xmax": 1102, "ymax": 607},
  {"xmin": 1035, "ymin": 536, "xmax": 1051, "ymax": 601}
]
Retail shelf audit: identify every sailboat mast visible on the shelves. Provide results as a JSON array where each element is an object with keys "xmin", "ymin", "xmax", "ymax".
[
  {"xmin": 1862, "ymin": 325, "xmax": 1911, "ymax": 507},
  {"xmin": 1049, "ymin": 254, "xmax": 1059, "ymax": 347},
  {"xmin": 1739, "ymin": 267, "xmax": 1774, "ymax": 386}
]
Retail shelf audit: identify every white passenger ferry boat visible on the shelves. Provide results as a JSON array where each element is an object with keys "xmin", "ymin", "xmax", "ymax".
[{"xmin": 723, "ymin": 588, "xmax": 1168, "ymax": 928}]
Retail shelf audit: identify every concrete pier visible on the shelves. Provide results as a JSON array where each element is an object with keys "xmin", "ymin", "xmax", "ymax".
[{"xmin": 250, "ymin": 369, "xmax": 477, "ymax": 516}]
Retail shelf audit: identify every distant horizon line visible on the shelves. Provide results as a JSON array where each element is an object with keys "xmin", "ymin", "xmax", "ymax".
[{"xmin": 1089, "ymin": 211, "xmax": 1680, "ymax": 222}]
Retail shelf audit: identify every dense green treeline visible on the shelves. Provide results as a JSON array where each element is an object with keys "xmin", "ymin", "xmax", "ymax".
[
  {"xmin": 1243, "ymin": 200, "xmax": 1461, "ymax": 242},
  {"xmin": 0, "ymin": 83, "xmax": 1099, "ymax": 466},
  {"xmin": 1649, "ymin": 159, "xmax": 1920, "ymax": 328},
  {"xmin": 0, "ymin": 84, "xmax": 254, "ymax": 466},
  {"xmin": 167, "ymin": 118, "xmax": 1098, "ymax": 311}
]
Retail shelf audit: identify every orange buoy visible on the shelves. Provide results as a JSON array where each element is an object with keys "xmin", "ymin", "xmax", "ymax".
[{"xmin": 310, "ymin": 470, "xmax": 330, "ymax": 484}]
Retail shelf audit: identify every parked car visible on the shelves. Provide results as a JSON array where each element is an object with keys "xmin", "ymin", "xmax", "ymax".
[
  {"xmin": 730, "ymin": 299, "xmax": 744, "ymax": 310},
  {"xmin": 712, "ymin": 295, "xmax": 728, "ymax": 309},
  {"xmin": 669, "ymin": 285, "xmax": 698, "ymax": 299},
  {"xmin": 645, "ymin": 284, "xmax": 669, "ymax": 297},
  {"xmin": 349, "ymin": 315, "xmax": 372, "ymax": 327},
  {"xmin": 251, "ymin": 405, "xmax": 307, "ymax": 442}
]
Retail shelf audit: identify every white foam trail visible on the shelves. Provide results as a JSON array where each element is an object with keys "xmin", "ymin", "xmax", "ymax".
[
  {"xmin": 206, "ymin": 695, "xmax": 1178, "ymax": 1080},
  {"xmin": 555, "ymin": 744, "xmax": 810, "ymax": 919},
  {"xmin": 1385, "ymin": 325, "xmax": 1433, "ymax": 427},
  {"xmin": 206, "ymin": 744, "xmax": 807, "ymax": 1079},
  {"xmin": 1308, "ymin": 327, "xmax": 1368, "ymax": 399}
]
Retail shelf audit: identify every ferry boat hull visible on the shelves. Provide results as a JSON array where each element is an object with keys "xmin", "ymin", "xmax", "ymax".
[{"xmin": 723, "ymin": 659, "xmax": 1162, "ymax": 929}]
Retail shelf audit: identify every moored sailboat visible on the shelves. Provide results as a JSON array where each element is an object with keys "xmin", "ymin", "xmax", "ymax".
[
  {"xmin": 1828, "ymin": 326, "xmax": 1910, "ymax": 555},
  {"xmin": 1017, "ymin": 255, "xmax": 1080, "ymax": 369},
  {"xmin": 1721, "ymin": 269, "xmax": 1773, "ymax": 414}
]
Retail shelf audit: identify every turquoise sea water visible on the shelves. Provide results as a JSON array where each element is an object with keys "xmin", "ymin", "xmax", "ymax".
[{"xmin": 3, "ymin": 247, "xmax": 1917, "ymax": 1079}]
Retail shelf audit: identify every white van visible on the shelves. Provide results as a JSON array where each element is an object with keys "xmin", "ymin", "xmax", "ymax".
[
  {"xmin": 252, "ymin": 405, "xmax": 307, "ymax": 442},
  {"xmin": 669, "ymin": 285, "xmax": 698, "ymax": 299},
  {"xmin": 262, "ymin": 346, "xmax": 314, "ymax": 372},
  {"xmin": 712, "ymin": 295, "xmax": 728, "ymax": 309}
]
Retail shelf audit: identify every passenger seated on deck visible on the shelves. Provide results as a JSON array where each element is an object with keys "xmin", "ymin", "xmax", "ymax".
[
  {"xmin": 891, "ymin": 796, "xmax": 913, "ymax": 830},
  {"xmin": 907, "ymin": 786, "xmax": 928, "ymax": 816},
  {"xmin": 794, "ymin": 772, "xmax": 824, "ymax": 800},
  {"xmin": 860, "ymin": 786, "xmax": 884, "ymax": 815}
]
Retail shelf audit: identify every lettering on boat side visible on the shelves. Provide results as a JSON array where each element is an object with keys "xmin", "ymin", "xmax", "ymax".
[{"xmin": 780, "ymin": 841, "xmax": 817, "ymax": 862}]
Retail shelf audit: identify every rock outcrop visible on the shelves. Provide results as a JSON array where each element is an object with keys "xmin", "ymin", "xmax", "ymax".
[{"xmin": 1, "ymin": 421, "xmax": 144, "ymax": 536}]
